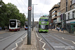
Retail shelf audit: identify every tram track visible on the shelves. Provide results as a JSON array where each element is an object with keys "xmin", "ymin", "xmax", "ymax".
[
  {"xmin": 0, "ymin": 30, "xmax": 26, "ymax": 50},
  {"xmin": 36, "ymin": 31, "xmax": 74, "ymax": 50},
  {"xmin": 48, "ymin": 33, "xmax": 71, "ymax": 46},
  {"xmin": 3, "ymin": 32, "xmax": 26, "ymax": 50},
  {"xmin": 0, "ymin": 28, "xmax": 24, "ymax": 42},
  {"xmin": 36, "ymin": 31, "xmax": 55, "ymax": 50},
  {"xmin": 0, "ymin": 32, "xmax": 17, "ymax": 42},
  {"xmin": 48, "ymin": 33, "xmax": 75, "ymax": 50},
  {"xmin": 34, "ymin": 28, "xmax": 75, "ymax": 50}
]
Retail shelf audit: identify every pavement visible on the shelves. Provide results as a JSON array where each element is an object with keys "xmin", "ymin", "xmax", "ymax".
[
  {"xmin": 18, "ymin": 30, "xmax": 37, "ymax": 50},
  {"xmin": 0, "ymin": 30, "xmax": 8, "ymax": 34},
  {"xmin": 49, "ymin": 29, "xmax": 69, "ymax": 34}
]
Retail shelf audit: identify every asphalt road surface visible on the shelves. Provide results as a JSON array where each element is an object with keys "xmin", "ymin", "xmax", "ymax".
[
  {"xmin": 35, "ymin": 28, "xmax": 75, "ymax": 50},
  {"xmin": 0, "ymin": 28, "xmax": 27, "ymax": 50}
]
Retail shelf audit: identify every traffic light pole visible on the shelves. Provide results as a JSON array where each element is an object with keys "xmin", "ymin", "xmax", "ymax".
[{"xmin": 27, "ymin": 0, "xmax": 32, "ymax": 45}]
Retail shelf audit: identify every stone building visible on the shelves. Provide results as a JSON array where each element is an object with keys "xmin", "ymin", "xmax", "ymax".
[
  {"xmin": 49, "ymin": 0, "xmax": 72, "ymax": 28},
  {"xmin": 70, "ymin": 0, "xmax": 75, "ymax": 9},
  {"xmin": 60, "ymin": 0, "xmax": 71, "ymax": 13},
  {"xmin": 49, "ymin": 3, "xmax": 60, "ymax": 28}
]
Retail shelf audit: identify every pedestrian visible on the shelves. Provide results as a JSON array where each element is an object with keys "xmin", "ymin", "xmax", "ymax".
[
  {"xmin": 61, "ymin": 27, "xmax": 63, "ymax": 31},
  {"xmin": 57, "ymin": 26, "xmax": 60, "ymax": 31},
  {"xmin": 0, "ymin": 26, "xmax": 2, "ymax": 30},
  {"xmin": 4, "ymin": 26, "xmax": 7, "ymax": 30}
]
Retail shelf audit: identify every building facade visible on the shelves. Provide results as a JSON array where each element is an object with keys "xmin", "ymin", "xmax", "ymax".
[
  {"xmin": 60, "ymin": 0, "xmax": 71, "ymax": 13},
  {"xmin": 65, "ymin": 9, "xmax": 75, "ymax": 23},
  {"xmin": 49, "ymin": 0, "xmax": 75, "ymax": 32},
  {"xmin": 49, "ymin": 3, "xmax": 60, "ymax": 28},
  {"xmin": 70, "ymin": 0, "xmax": 75, "ymax": 9},
  {"xmin": 49, "ymin": 0, "xmax": 73, "ymax": 28}
]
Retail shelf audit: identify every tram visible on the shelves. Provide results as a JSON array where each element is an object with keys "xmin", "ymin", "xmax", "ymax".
[{"xmin": 38, "ymin": 17, "xmax": 49, "ymax": 33}]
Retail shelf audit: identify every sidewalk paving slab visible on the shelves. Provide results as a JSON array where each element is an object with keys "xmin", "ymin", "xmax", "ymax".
[{"xmin": 18, "ymin": 30, "xmax": 37, "ymax": 50}]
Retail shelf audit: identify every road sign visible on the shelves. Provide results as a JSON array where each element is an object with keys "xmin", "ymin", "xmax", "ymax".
[{"xmin": 28, "ymin": 7, "xmax": 32, "ymax": 10}]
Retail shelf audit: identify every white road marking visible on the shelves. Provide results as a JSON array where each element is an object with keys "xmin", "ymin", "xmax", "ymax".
[
  {"xmin": 54, "ymin": 34, "xmax": 71, "ymax": 41},
  {"xmin": 72, "ymin": 41, "xmax": 75, "ymax": 44},
  {"xmin": 12, "ymin": 34, "xmax": 27, "ymax": 50},
  {"xmin": 54, "ymin": 34, "xmax": 75, "ymax": 45},
  {"xmin": 36, "ymin": 32, "xmax": 46, "ymax": 50},
  {"xmin": 62, "ymin": 37, "xmax": 64, "ymax": 39}
]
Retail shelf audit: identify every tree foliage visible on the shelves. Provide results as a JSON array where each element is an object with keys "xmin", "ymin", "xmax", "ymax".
[{"xmin": 0, "ymin": 1, "xmax": 26, "ymax": 29}]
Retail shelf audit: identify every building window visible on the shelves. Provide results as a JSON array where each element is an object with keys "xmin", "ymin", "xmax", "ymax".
[
  {"xmin": 68, "ymin": 13, "xmax": 70, "ymax": 19},
  {"xmin": 52, "ymin": 15, "xmax": 55, "ymax": 18},
  {"xmin": 66, "ymin": 14, "xmax": 68, "ymax": 20},
  {"xmin": 53, "ymin": 19, "xmax": 57, "ymax": 23},
  {"xmin": 72, "ymin": 11, "xmax": 75, "ymax": 18},
  {"xmin": 74, "ymin": 6, "xmax": 75, "ymax": 8},
  {"xmin": 55, "ymin": 15, "xmax": 57, "ymax": 16},
  {"xmin": 52, "ymin": 11, "xmax": 55, "ymax": 15}
]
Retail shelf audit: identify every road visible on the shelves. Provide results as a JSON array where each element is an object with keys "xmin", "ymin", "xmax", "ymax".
[
  {"xmin": 35, "ymin": 28, "xmax": 75, "ymax": 50},
  {"xmin": 0, "ymin": 28, "xmax": 27, "ymax": 50},
  {"xmin": 0, "ymin": 27, "xmax": 75, "ymax": 50}
]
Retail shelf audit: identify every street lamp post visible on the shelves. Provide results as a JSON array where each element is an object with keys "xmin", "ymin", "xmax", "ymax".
[
  {"xmin": 27, "ymin": 0, "xmax": 32, "ymax": 45},
  {"xmin": 32, "ymin": 4, "xmax": 37, "ymax": 31}
]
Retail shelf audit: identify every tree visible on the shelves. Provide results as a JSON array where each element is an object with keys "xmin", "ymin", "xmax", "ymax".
[
  {"xmin": 6, "ymin": 3, "xmax": 26, "ymax": 26},
  {"xmin": 0, "ymin": 1, "xmax": 7, "ymax": 29},
  {"xmin": 0, "ymin": 1, "xmax": 26, "ymax": 29}
]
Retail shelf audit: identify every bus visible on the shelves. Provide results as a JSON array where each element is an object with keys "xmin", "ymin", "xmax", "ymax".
[
  {"xmin": 24, "ymin": 21, "xmax": 28, "ymax": 30},
  {"xmin": 9, "ymin": 19, "xmax": 21, "ymax": 31},
  {"xmin": 38, "ymin": 17, "xmax": 49, "ymax": 33}
]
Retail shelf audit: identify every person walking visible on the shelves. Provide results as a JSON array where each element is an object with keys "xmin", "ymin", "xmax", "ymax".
[
  {"xmin": 0, "ymin": 26, "xmax": 2, "ymax": 30},
  {"xmin": 56, "ymin": 26, "xmax": 60, "ymax": 31}
]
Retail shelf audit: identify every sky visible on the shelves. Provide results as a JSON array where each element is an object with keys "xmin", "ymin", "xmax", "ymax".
[{"xmin": 3, "ymin": 0, "xmax": 60, "ymax": 21}]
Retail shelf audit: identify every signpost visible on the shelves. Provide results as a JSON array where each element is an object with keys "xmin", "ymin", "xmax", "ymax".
[
  {"xmin": 27, "ymin": 0, "xmax": 32, "ymax": 45},
  {"xmin": 28, "ymin": 6, "xmax": 32, "ymax": 10}
]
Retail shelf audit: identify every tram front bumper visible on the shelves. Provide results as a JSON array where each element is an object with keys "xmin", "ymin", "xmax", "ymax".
[{"xmin": 39, "ymin": 29, "xmax": 48, "ymax": 32}]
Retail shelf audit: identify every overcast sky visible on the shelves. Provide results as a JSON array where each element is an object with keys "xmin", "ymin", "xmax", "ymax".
[{"xmin": 3, "ymin": 0, "xmax": 60, "ymax": 21}]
